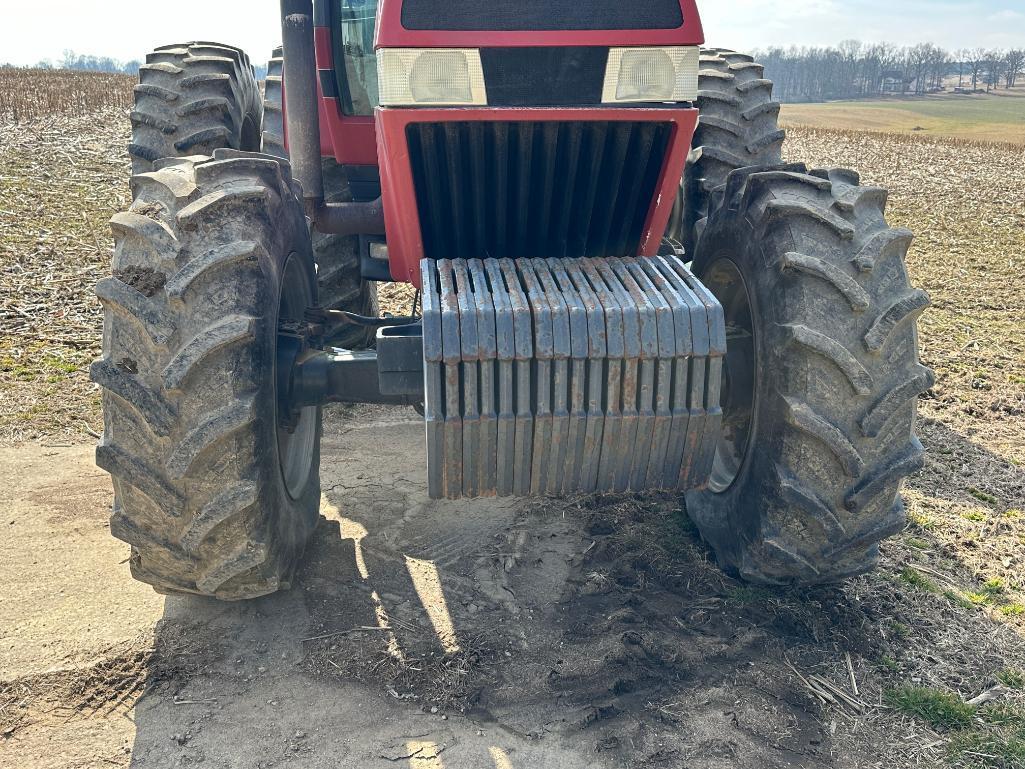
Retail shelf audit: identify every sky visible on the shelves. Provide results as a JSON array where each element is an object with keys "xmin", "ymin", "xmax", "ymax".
[{"xmin": 1, "ymin": 0, "xmax": 1023, "ymax": 67}]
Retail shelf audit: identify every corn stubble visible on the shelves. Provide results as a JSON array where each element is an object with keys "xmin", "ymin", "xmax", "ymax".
[{"xmin": 0, "ymin": 68, "xmax": 134, "ymax": 122}]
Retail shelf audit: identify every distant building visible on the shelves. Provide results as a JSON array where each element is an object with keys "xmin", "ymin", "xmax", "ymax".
[{"xmin": 880, "ymin": 70, "xmax": 915, "ymax": 93}]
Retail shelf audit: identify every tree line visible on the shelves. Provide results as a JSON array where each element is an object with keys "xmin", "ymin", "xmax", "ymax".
[
  {"xmin": 4, "ymin": 42, "xmax": 1022, "ymax": 103},
  {"xmin": 0, "ymin": 51, "xmax": 140, "ymax": 74},
  {"xmin": 47, "ymin": 51, "xmax": 142, "ymax": 75},
  {"xmin": 752, "ymin": 41, "xmax": 1025, "ymax": 103}
]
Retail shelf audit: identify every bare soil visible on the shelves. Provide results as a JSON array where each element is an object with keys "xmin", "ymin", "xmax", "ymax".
[
  {"xmin": 3, "ymin": 407, "xmax": 1024, "ymax": 769},
  {"xmin": 2, "ymin": 110, "xmax": 1025, "ymax": 768}
]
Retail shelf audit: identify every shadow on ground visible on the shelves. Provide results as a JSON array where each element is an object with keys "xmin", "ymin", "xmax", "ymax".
[{"xmin": 115, "ymin": 406, "xmax": 1025, "ymax": 769}]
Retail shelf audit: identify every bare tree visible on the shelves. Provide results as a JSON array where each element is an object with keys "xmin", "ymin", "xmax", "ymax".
[
  {"xmin": 927, "ymin": 46, "xmax": 952, "ymax": 91},
  {"xmin": 965, "ymin": 48, "xmax": 987, "ymax": 91},
  {"xmin": 984, "ymin": 50, "xmax": 1005, "ymax": 91},
  {"xmin": 1005, "ymin": 49, "xmax": 1025, "ymax": 88},
  {"xmin": 954, "ymin": 48, "xmax": 968, "ymax": 88},
  {"xmin": 907, "ymin": 44, "xmax": 934, "ymax": 94}
]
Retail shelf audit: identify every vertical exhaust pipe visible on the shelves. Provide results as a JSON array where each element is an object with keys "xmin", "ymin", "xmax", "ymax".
[
  {"xmin": 278, "ymin": 0, "xmax": 386, "ymax": 236},
  {"xmin": 280, "ymin": 0, "xmax": 324, "ymax": 208}
]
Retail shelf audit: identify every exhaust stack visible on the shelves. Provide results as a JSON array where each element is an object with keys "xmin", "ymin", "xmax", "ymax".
[{"xmin": 279, "ymin": 0, "xmax": 385, "ymax": 234}]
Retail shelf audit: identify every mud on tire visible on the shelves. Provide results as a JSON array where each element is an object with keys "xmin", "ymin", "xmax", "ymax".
[
  {"xmin": 261, "ymin": 47, "xmax": 378, "ymax": 349},
  {"xmin": 667, "ymin": 48, "xmax": 785, "ymax": 257},
  {"xmin": 92, "ymin": 150, "xmax": 321, "ymax": 600},
  {"xmin": 129, "ymin": 42, "xmax": 263, "ymax": 174},
  {"xmin": 685, "ymin": 164, "xmax": 933, "ymax": 585}
]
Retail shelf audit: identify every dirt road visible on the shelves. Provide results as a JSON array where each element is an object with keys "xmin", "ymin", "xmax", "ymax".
[{"xmin": 2, "ymin": 405, "xmax": 1023, "ymax": 769}]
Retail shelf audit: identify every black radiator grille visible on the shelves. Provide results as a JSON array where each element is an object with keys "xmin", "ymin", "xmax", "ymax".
[{"xmin": 406, "ymin": 121, "xmax": 672, "ymax": 261}]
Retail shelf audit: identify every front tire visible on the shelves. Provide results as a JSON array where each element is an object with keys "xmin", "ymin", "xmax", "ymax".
[
  {"xmin": 92, "ymin": 150, "xmax": 321, "ymax": 600},
  {"xmin": 685, "ymin": 165, "xmax": 933, "ymax": 585}
]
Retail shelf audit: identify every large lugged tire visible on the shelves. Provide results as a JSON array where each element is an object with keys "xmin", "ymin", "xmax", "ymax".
[
  {"xmin": 260, "ymin": 47, "xmax": 286, "ymax": 159},
  {"xmin": 130, "ymin": 42, "xmax": 263, "ymax": 174},
  {"xmin": 685, "ymin": 164, "xmax": 933, "ymax": 585},
  {"xmin": 91, "ymin": 150, "xmax": 321, "ymax": 600},
  {"xmin": 260, "ymin": 47, "xmax": 378, "ymax": 348},
  {"xmin": 667, "ymin": 48, "xmax": 785, "ymax": 257}
]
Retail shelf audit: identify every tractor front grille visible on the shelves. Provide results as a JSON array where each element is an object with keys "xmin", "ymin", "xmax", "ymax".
[{"xmin": 406, "ymin": 120, "xmax": 672, "ymax": 261}]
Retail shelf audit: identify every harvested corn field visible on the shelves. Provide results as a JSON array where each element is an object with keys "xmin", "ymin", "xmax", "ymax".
[{"xmin": 0, "ymin": 69, "xmax": 134, "ymax": 122}]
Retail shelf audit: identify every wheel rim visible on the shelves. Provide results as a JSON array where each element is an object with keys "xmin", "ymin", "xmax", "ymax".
[
  {"xmin": 703, "ymin": 257, "xmax": 757, "ymax": 493},
  {"xmin": 276, "ymin": 254, "xmax": 316, "ymax": 499}
]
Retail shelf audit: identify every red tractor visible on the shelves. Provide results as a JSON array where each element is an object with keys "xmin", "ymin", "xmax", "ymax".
[{"xmin": 95, "ymin": 0, "xmax": 931, "ymax": 599}]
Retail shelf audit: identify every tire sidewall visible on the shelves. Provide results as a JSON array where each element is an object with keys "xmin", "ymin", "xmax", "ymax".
[
  {"xmin": 685, "ymin": 209, "xmax": 778, "ymax": 570},
  {"xmin": 264, "ymin": 212, "xmax": 322, "ymax": 564}
]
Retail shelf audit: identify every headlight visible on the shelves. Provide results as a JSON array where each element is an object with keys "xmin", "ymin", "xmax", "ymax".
[
  {"xmin": 379, "ymin": 49, "xmax": 487, "ymax": 106},
  {"xmin": 602, "ymin": 47, "xmax": 700, "ymax": 103}
]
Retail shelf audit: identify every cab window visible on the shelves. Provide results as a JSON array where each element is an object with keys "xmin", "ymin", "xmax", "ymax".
[{"xmin": 338, "ymin": 0, "xmax": 379, "ymax": 115}]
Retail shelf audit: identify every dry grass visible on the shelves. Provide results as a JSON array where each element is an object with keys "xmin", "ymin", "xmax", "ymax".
[{"xmin": 0, "ymin": 68, "xmax": 135, "ymax": 122}]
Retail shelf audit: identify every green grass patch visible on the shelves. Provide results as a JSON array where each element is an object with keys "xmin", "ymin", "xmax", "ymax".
[
  {"xmin": 996, "ymin": 670, "xmax": 1025, "ymax": 690},
  {"xmin": 876, "ymin": 655, "xmax": 900, "ymax": 673},
  {"xmin": 947, "ymin": 703, "xmax": 1025, "ymax": 767},
  {"xmin": 884, "ymin": 685, "xmax": 975, "ymax": 730},
  {"xmin": 948, "ymin": 731, "xmax": 1025, "ymax": 767},
  {"xmin": 969, "ymin": 488, "xmax": 999, "ymax": 506},
  {"xmin": 983, "ymin": 578, "xmax": 1006, "ymax": 597},
  {"xmin": 944, "ymin": 590, "xmax": 977, "ymax": 610},
  {"xmin": 962, "ymin": 510, "xmax": 988, "ymax": 523},
  {"xmin": 899, "ymin": 566, "xmax": 938, "ymax": 593},
  {"xmin": 887, "ymin": 621, "xmax": 912, "ymax": 640},
  {"xmin": 0, "ymin": 349, "xmax": 87, "ymax": 384},
  {"xmin": 980, "ymin": 703, "xmax": 1025, "ymax": 729},
  {"xmin": 885, "ymin": 687, "xmax": 1025, "ymax": 767},
  {"xmin": 1000, "ymin": 604, "xmax": 1025, "ymax": 618},
  {"xmin": 905, "ymin": 537, "xmax": 933, "ymax": 550},
  {"xmin": 781, "ymin": 91, "xmax": 1025, "ymax": 144},
  {"xmin": 909, "ymin": 510, "xmax": 938, "ymax": 531},
  {"xmin": 40, "ymin": 354, "xmax": 79, "ymax": 374}
]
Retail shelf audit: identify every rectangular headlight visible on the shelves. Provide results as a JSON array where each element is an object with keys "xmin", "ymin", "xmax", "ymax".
[
  {"xmin": 379, "ymin": 48, "xmax": 487, "ymax": 106},
  {"xmin": 602, "ymin": 47, "xmax": 700, "ymax": 104}
]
